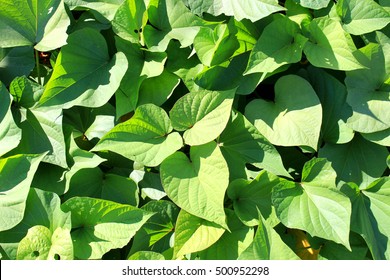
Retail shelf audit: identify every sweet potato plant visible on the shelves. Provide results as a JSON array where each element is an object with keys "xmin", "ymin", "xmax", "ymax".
[{"xmin": 0, "ymin": 0, "xmax": 389, "ymax": 260}]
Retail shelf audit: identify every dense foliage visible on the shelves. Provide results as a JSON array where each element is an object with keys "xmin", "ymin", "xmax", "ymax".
[{"xmin": 0, "ymin": 0, "xmax": 389, "ymax": 260}]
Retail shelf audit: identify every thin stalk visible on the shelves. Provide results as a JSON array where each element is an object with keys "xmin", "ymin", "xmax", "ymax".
[{"xmin": 35, "ymin": 49, "xmax": 41, "ymax": 85}]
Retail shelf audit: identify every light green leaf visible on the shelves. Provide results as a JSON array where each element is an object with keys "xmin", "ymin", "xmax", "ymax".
[
  {"xmin": 361, "ymin": 128, "xmax": 390, "ymax": 146},
  {"xmin": 128, "ymin": 251, "xmax": 165, "ymax": 260},
  {"xmin": 0, "ymin": 0, "xmax": 70, "ymax": 51},
  {"xmin": 0, "ymin": 82, "xmax": 21, "ymax": 156},
  {"xmin": 342, "ymin": 178, "xmax": 390, "ymax": 259},
  {"xmin": 0, "ymin": 154, "xmax": 46, "ymax": 232},
  {"xmin": 12, "ymin": 107, "xmax": 67, "ymax": 168},
  {"xmin": 193, "ymin": 19, "xmax": 239, "ymax": 67},
  {"xmin": 0, "ymin": 188, "xmax": 71, "ymax": 259},
  {"xmin": 0, "ymin": 46, "xmax": 35, "ymax": 85},
  {"xmin": 345, "ymin": 43, "xmax": 390, "ymax": 133},
  {"xmin": 303, "ymin": 17, "xmax": 363, "ymax": 70},
  {"xmin": 92, "ymin": 104, "xmax": 183, "ymax": 167},
  {"xmin": 64, "ymin": 0, "xmax": 124, "ymax": 21},
  {"xmin": 319, "ymin": 134, "xmax": 389, "ymax": 188},
  {"xmin": 292, "ymin": 0, "xmax": 331, "ymax": 9},
  {"xmin": 170, "ymin": 89, "xmax": 234, "ymax": 146},
  {"xmin": 245, "ymin": 16, "xmax": 307, "ymax": 74},
  {"xmin": 307, "ymin": 67, "xmax": 354, "ymax": 144},
  {"xmin": 245, "ymin": 75, "xmax": 322, "ymax": 150},
  {"xmin": 38, "ymin": 28, "xmax": 127, "ymax": 109},
  {"xmin": 336, "ymin": 0, "xmax": 390, "ymax": 35},
  {"xmin": 219, "ymin": 111, "xmax": 290, "ymax": 178},
  {"xmin": 130, "ymin": 200, "xmax": 179, "ymax": 255},
  {"xmin": 174, "ymin": 210, "xmax": 225, "ymax": 259},
  {"xmin": 228, "ymin": 171, "xmax": 280, "ymax": 227},
  {"xmin": 16, "ymin": 225, "xmax": 73, "ymax": 260},
  {"xmin": 112, "ymin": 0, "xmax": 147, "ymax": 44},
  {"xmin": 198, "ymin": 210, "xmax": 254, "ymax": 260},
  {"xmin": 239, "ymin": 215, "xmax": 300, "ymax": 260},
  {"xmin": 62, "ymin": 197, "xmax": 154, "ymax": 259},
  {"xmin": 272, "ymin": 158, "xmax": 352, "ymax": 249},
  {"xmin": 185, "ymin": 0, "xmax": 285, "ymax": 22},
  {"xmin": 160, "ymin": 142, "xmax": 229, "ymax": 228},
  {"xmin": 143, "ymin": 0, "xmax": 208, "ymax": 51}
]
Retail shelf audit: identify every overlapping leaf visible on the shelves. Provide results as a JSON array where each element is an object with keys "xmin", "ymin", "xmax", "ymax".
[
  {"xmin": 0, "ymin": 0, "xmax": 70, "ymax": 51},
  {"xmin": 92, "ymin": 104, "xmax": 183, "ymax": 167},
  {"xmin": 272, "ymin": 158, "xmax": 352, "ymax": 249},
  {"xmin": 160, "ymin": 142, "xmax": 229, "ymax": 228},
  {"xmin": 245, "ymin": 75, "xmax": 322, "ymax": 150},
  {"xmin": 62, "ymin": 197, "xmax": 154, "ymax": 259}
]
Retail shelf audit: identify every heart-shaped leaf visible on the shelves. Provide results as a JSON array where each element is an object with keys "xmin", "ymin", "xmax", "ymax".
[
  {"xmin": 170, "ymin": 89, "xmax": 235, "ymax": 146},
  {"xmin": 160, "ymin": 141, "xmax": 229, "ymax": 228},
  {"xmin": 92, "ymin": 104, "xmax": 183, "ymax": 167},
  {"xmin": 16, "ymin": 225, "xmax": 73, "ymax": 260},
  {"xmin": 61, "ymin": 197, "xmax": 154, "ymax": 259},
  {"xmin": 272, "ymin": 158, "xmax": 352, "ymax": 249},
  {"xmin": 174, "ymin": 210, "xmax": 225, "ymax": 259},
  {"xmin": 38, "ymin": 28, "xmax": 127, "ymax": 109},
  {"xmin": 245, "ymin": 75, "xmax": 322, "ymax": 150},
  {"xmin": 0, "ymin": 0, "xmax": 70, "ymax": 51}
]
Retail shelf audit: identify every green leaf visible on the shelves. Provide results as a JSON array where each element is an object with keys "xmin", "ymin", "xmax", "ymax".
[
  {"xmin": 112, "ymin": 0, "xmax": 147, "ymax": 44},
  {"xmin": 92, "ymin": 104, "xmax": 183, "ymax": 167},
  {"xmin": 0, "ymin": 188, "xmax": 71, "ymax": 259},
  {"xmin": 61, "ymin": 197, "xmax": 154, "ymax": 259},
  {"xmin": 319, "ymin": 134, "xmax": 389, "ymax": 187},
  {"xmin": 361, "ymin": 128, "xmax": 390, "ymax": 146},
  {"xmin": 143, "ymin": 0, "xmax": 208, "ymax": 51},
  {"xmin": 218, "ymin": 111, "xmax": 290, "ymax": 178},
  {"xmin": 292, "ymin": 0, "xmax": 331, "ymax": 9},
  {"xmin": 0, "ymin": 0, "xmax": 70, "ymax": 51},
  {"xmin": 160, "ymin": 141, "xmax": 229, "ymax": 228},
  {"xmin": 193, "ymin": 19, "xmax": 240, "ymax": 67},
  {"xmin": 12, "ymin": 107, "xmax": 67, "ymax": 168},
  {"xmin": 306, "ymin": 67, "xmax": 354, "ymax": 144},
  {"xmin": 345, "ymin": 44, "xmax": 390, "ymax": 133},
  {"xmin": 238, "ymin": 215, "xmax": 300, "ymax": 260},
  {"xmin": 336, "ymin": 0, "xmax": 390, "ymax": 35},
  {"xmin": 170, "ymin": 89, "xmax": 234, "ymax": 146},
  {"xmin": 0, "ymin": 46, "xmax": 35, "ymax": 85},
  {"xmin": 342, "ymin": 178, "xmax": 390, "ymax": 259},
  {"xmin": 128, "ymin": 251, "xmax": 165, "ymax": 260},
  {"xmin": 173, "ymin": 210, "xmax": 225, "ymax": 259},
  {"xmin": 130, "ymin": 200, "xmax": 179, "ymax": 255},
  {"xmin": 137, "ymin": 70, "xmax": 180, "ymax": 107},
  {"xmin": 9, "ymin": 76, "xmax": 43, "ymax": 108},
  {"xmin": 114, "ymin": 37, "xmax": 166, "ymax": 118},
  {"xmin": 184, "ymin": 0, "xmax": 285, "ymax": 22},
  {"xmin": 245, "ymin": 16, "xmax": 307, "ymax": 74},
  {"xmin": 303, "ymin": 17, "xmax": 363, "ymax": 70},
  {"xmin": 16, "ymin": 225, "xmax": 73, "ymax": 260},
  {"xmin": 38, "ymin": 28, "xmax": 127, "ymax": 109},
  {"xmin": 0, "ymin": 82, "xmax": 21, "ymax": 156},
  {"xmin": 64, "ymin": 0, "xmax": 124, "ymax": 22},
  {"xmin": 228, "ymin": 171, "xmax": 280, "ymax": 227},
  {"xmin": 0, "ymin": 154, "xmax": 45, "ymax": 232},
  {"xmin": 272, "ymin": 158, "xmax": 352, "ymax": 249},
  {"xmin": 198, "ymin": 210, "xmax": 254, "ymax": 260},
  {"xmin": 245, "ymin": 75, "xmax": 322, "ymax": 150}
]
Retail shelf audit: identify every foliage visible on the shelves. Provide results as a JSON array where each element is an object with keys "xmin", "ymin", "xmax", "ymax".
[{"xmin": 0, "ymin": 0, "xmax": 389, "ymax": 260}]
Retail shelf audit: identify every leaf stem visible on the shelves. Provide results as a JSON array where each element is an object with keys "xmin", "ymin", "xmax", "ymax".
[{"xmin": 35, "ymin": 49, "xmax": 41, "ymax": 85}]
